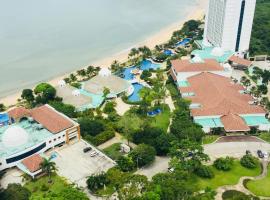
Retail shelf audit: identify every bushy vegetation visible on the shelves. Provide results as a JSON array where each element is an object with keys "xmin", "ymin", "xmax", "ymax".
[
  {"xmin": 0, "ymin": 184, "xmax": 31, "ymax": 200},
  {"xmin": 129, "ymin": 144, "xmax": 156, "ymax": 168},
  {"xmin": 49, "ymin": 101, "xmax": 77, "ymax": 118},
  {"xmin": 195, "ymin": 165, "xmax": 215, "ymax": 179},
  {"xmin": 240, "ymin": 154, "xmax": 259, "ymax": 169},
  {"xmin": 222, "ymin": 190, "xmax": 259, "ymax": 200},
  {"xmin": 214, "ymin": 157, "xmax": 234, "ymax": 171},
  {"xmin": 250, "ymin": 0, "xmax": 270, "ymax": 56}
]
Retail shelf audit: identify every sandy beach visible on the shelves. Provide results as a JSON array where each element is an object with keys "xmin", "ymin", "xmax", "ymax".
[{"xmin": 0, "ymin": 0, "xmax": 207, "ymax": 107}]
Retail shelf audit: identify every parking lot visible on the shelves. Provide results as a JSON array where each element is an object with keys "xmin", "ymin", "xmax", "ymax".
[{"xmin": 51, "ymin": 140, "xmax": 115, "ymax": 187}]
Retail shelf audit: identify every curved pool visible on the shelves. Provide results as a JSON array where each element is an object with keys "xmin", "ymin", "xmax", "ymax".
[{"xmin": 128, "ymin": 83, "xmax": 144, "ymax": 102}]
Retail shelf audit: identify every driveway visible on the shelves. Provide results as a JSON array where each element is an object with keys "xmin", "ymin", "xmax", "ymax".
[
  {"xmin": 204, "ymin": 141, "xmax": 270, "ymax": 160},
  {"xmin": 51, "ymin": 140, "xmax": 115, "ymax": 187},
  {"xmin": 136, "ymin": 156, "xmax": 170, "ymax": 180}
]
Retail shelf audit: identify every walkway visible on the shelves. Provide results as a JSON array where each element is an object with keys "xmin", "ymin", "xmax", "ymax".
[{"xmin": 215, "ymin": 160, "xmax": 269, "ymax": 200}]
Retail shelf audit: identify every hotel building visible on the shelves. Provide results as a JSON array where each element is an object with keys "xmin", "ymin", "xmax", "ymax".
[
  {"xmin": 0, "ymin": 104, "xmax": 80, "ymax": 176},
  {"xmin": 203, "ymin": 0, "xmax": 256, "ymax": 54},
  {"xmin": 171, "ymin": 58, "xmax": 270, "ymax": 133}
]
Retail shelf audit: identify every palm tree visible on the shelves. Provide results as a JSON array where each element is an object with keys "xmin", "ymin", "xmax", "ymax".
[
  {"xmin": 69, "ymin": 73, "xmax": 77, "ymax": 82},
  {"xmin": 86, "ymin": 66, "xmax": 95, "ymax": 77},
  {"xmin": 77, "ymin": 69, "xmax": 87, "ymax": 77},
  {"xmin": 40, "ymin": 158, "xmax": 57, "ymax": 183},
  {"xmin": 102, "ymin": 87, "xmax": 110, "ymax": 99}
]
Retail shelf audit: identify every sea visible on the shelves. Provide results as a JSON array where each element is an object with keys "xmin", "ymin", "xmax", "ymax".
[{"xmin": 0, "ymin": 0, "xmax": 202, "ymax": 98}]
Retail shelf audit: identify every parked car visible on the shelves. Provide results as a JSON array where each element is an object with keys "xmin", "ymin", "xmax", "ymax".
[
  {"xmin": 246, "ymin": 150, "xmax": 251, "ymax": 155},
  {"xmin": 263, "ymin": 151, "xmax": 269, "ymax": 159},
  {"xmin": 83, "ymin": 147, "xmax": 92, "ymax": 153},
  {"xmin": 257, "ymin": 150, "xmax": 264, "ymax": 158},
  {"xmin": 168, "ymin": 167, "xmax": 174, "ymax": 173},
  {"xmin": 90, "ymin": 151, "xmax": 98, "ymax": 157}
]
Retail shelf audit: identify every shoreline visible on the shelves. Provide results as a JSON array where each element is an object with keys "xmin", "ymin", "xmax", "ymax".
[{"xmin": 0, "ymin": 1, "xmax": 207, "ymax": 107}]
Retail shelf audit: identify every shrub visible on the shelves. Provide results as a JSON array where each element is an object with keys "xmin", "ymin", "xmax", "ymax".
[
  {"xmin": 40, "ymin": 184, "xmax": 49, "ymax": 191},
  {"xmin": 49, "ymin": 101, "xmax": 77, "ymax": 118},
  {"xmin": 117, "ymin": 156, "xmax": 135, "ymax": 172},
  {"xmin": 103, "ymin": 101, "xmax": 116, "ymax": 114},
  {"xmin": 195, "ymin": 165, "xmax": 214, "ymax": 179},
  {"xmin": 240, "ymin": 154, "xmax": 259, "ymax": 169},
  {"xmin": 87, "ymin": 173, "xmax": 109, "ymax": 193},
  {"xmin": 140, "ymin": 70, "xmax": 152, "ymax": 80},
  {"xmin": 222, "ymin": 190, "xmax": 259, "ymax": 200},
  {"xmin": 213, "ymin": 157, "xmax": 234, "ymax": 171},
  {"xmin": 78, "ymin": 118, "xmax": 105, "ymax": 136},
  {"xmin": 91, "ymin": 130, "xmax": 115, "ymax": 146},
  {"xmin": 129, "ymin": 144, "xmax": 156, "ymax": 167},
  {"xmin": 0, "ymin": 183, "xmax": 31, "ymax": 200},
  {"xmin": 70, "ymin": 82, "xmax": 82, "ymax": 89}
]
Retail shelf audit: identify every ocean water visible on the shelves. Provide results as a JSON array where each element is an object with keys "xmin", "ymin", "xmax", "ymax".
[{"xmin": 0, "ymin": 0, "xmax": 201, "ymax": 98}]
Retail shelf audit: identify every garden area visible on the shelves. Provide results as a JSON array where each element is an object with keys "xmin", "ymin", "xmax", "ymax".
[
  {"xmin": 246, "ymin": 165, "xmax": 270, "ymax": 197},
  {"xmin": 197, "ymin": 160, "xmax": 261, "ymax": 190}
]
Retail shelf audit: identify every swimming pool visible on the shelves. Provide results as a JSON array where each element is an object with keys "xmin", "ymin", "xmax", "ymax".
[
  {"xmin": 176, "ymin": 38, "xmax": 191, "ymax": 47},
  {"xmin": 164, "ymin": 49, "xmax": 174, "ymax": 56},
  {"xmin": 140, "ymin": 60, "xmax": 161, "ymax": 71},
  {"xmin": 122, "ymin": 66, "xmax": 136, "ymax": 80},
  {"xmin": 128, "ymin": 83, "xmax": 144, "ymax": 102}
]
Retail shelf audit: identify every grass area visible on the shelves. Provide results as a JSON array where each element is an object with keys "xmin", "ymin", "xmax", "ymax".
[
  {"xmin": 24, "ymin": 174, "xmax": 88, "ymax": 199},
  {"xmin": 103, "ymin": 143, "xmax": 125, "ymax": 160},
  {"xmin": 246, "ymin": 165, "xmax": 270, "ymax": 197},
  {"xmin": 150, "ymin": 104, "xmax": 171, "ymax": 132},
  {"xmin": 202, "ymin": 135, "xmax": 220, "ymax": 145},
  {"xmin": 197, "ymin": 160, "xmax": 261, "ymax": 190},
  {"xmin": 258, "ymin": 132, "xmax": 270, "ymax": 143}
]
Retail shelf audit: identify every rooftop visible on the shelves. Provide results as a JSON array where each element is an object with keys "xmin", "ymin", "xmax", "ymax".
[
  {"xmin": 22, "ymin": 154, "xmax": 43, "ymax": 173},
  {"xmin": 180, "ymin": 72, "xmax": 265, "ymax": 117},
  {"xmin": 83, "ymin": 74, "xmax": 131, "ymax": 96},
  {"xmin": 229, "ymin": 55, "xmax": 253, "ymax": 67},
  {"xmin": 171, "ymin": 59, "xmax": 223, "ymax": 73},
  {"xmin": 56, "ymin": 85, "xmax": 92, "ymax": 110}
]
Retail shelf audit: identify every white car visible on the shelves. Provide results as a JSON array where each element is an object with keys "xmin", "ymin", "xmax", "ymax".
[
  {"xmin": 90, "ymin": 151, "xmax": 98, "ymax": 157},
  {"xmin": 263, "ymin": 152, "xmax": 269, "ymax": 159}
]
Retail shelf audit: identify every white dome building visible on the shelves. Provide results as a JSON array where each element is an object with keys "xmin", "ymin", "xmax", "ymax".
[
  {"xmin": 99, "ymin": 68, "xmax": 111, "ymax": 77},
  {"xmin": 72, "ymin": 89, "xmax": 81, "ymax": 97},
  {"xmin": 2, "ymin": 126, "xmax": 29, "ymax": 148}
]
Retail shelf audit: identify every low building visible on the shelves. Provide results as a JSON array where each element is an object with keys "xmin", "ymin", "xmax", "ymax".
[
  {"xmin": 170, "ymin": 57, "xmax": 232, "ymax": 88},
  {"xmin": 0, "ymin": 104, "xmax": 80, "ymax": 171},
  {"xmin": 228, "ymin": 55, "xmax": 253, "ymax": 70},
  {"xmin": 178, "ymin": 72, "xmax": 270, "ymax": 133}
]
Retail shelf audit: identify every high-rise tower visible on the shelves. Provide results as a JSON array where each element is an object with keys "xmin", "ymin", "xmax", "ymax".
[{"xmin": 203, "ymin": 0, "xmax": 256, "ymax": 54}]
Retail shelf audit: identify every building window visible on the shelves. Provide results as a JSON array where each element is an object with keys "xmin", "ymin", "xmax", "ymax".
[{"xmin": 235, "ymin": 0, "xmax": 246, "ymax": 51}]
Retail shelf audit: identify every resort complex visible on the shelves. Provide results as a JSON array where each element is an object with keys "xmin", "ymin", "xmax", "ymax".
[
  {"xmin": 1, "ymin": 0, "xmax": 270, "ymax": 199},
  {"xmin": 0, "ymin": 105, "xmax": 80, "ymax": 176}
]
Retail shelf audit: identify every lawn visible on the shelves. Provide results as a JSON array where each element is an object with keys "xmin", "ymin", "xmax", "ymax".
[
  {"xmin": 246, "ymin": 165, "xmax": 270, "ymax": 197},
  {"xmin": 24, "ymin": 174, "xmax": 88, "ymax": 199},
  {"xmin": 202, "ymin": 135, "xmax": 220, "ymax": 145},
  {"xmin": 197, "ymin": 160, "xmax": 261, "ymax": 190},
  {"xmin": 150, "ymin": 104, "xmax": 171, "ymax": 132},
  {"xmin": 258, "ymin": 132, "xmax": 270, "ymax": 143},
  {"xmin": 103, "ymin": 143, "xmax": 125, "ymax": 160}
]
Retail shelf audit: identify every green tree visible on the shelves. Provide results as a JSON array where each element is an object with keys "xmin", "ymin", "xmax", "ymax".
[
  {"xmin": 86, "ymin": 65, "xmax": 95, "ymax": 77},
  {"xmin": 0, "ymin": 103, "xmax": 6, "ymax": 112},
  {"xmin": 49, "ymin": 101, "xmax": 77, "ymax": 118},
  {"xmin": 21, "ymin": 89, "xmax": 35, "ymax": 103},
  {"xmin": 103, "ymin": 101, "xmax": 116, "ymax": 114},
  {"xmin": 87, "ymin": 172, "xmax": 109, "ymax": 193},
  {"xmin": 40, "ymin": 158, "xmax": 57, "ymax": 183},
  {"xmin": 257, "ymin": 84, "xmax": 268, "ymax": 95},
  {"xmin": 129, "ymin": 144, "xmax": 156, "ymax": 168},
  {"xmin": 34, "ymin": 83, "xmax": 56, "ymax": 104},
  {"xmin": 103, "ymin": 87, "xmax": 110, "ymax": 99},
  {"xmin": 69, "ymin": 73, "xmax": 77, "ymax": 82},
  {"xmin": 117, "ymin": 156, "xmax": 135, "ymax": 172},
  {"xmin": 169, "ymin": 139, "xmax": 209, "ymax": 172},
  {"xmin": 0, "ymin": 184, "xmax": 31, "ymax": 200},
  {"xmin": 213, "ymin": 157, "xmax": 234, "ymax": 171}
]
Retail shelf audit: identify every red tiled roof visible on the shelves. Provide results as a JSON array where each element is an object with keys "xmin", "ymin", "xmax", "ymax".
[
  {"xmin": 22, "ymin": 154, "xmax": 43, "ymax": 173},
  {"xmin": 31, "ymin": 105, "xmax": 74, "ymax": 134},
  {"xmin": 221, "ymin": 113, "xmax": 250, "ymax": 132},
  {"xmin": 171, "ymin": 59, "xmax": 223, "ymax": 73},
  {"xmin": 229, "ymin": 56, "xmax": 252, "ymax": 67},
  {"xmin": 180, "ymin": 72, "xmax": 265, "ymax": 117},
  {"xmin": 8, "ymin": 107, "xmax": 30, "ymax": 120}
]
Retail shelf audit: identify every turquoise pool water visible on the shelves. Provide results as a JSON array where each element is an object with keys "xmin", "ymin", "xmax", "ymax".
[
  {"xmin": 194, "ymin": 118, "xmax": 224, "ymax": 128},
  {"xmin": 79, "ymin": 89, "xmax": 104, "ymax": 109},
  {"xmin": 242, "ymin": 116, "xmax": 270, "ymax": 126},
  {"xmin": 176, "ymin": 38, "xmax": 191, "ymax": 47},
  {"xmin": 177, "ymin": 80, "xmax": 189, "ymax": 87},
  {"xmin": 128, "ymin": 83, "xmax": 144, "ymax": 102},
  {"xmin": 122, "ymin": 60, "xmax": 161, "ymax": 81},
  {"xmin": 0, "ymin": 120, "xmax": 53, "ymax": 158}
]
